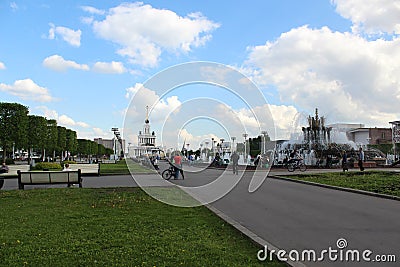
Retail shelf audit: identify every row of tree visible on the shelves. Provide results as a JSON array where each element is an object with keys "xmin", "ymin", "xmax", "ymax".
[{"xmin": 0, "ymin": 102, "xmax": 113, "ymax": 162}]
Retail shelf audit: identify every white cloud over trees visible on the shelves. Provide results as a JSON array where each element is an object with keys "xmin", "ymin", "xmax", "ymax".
[{"xmin": 0, "ymin": 79, "xmax": 55, "ymax": 102}]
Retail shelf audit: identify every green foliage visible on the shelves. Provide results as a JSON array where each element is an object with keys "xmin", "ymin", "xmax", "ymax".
[
  {"xmin": 287, "ymin": 171, "xmax": 400, "ymax": 197},
  {"xmin": 66, "ymin": 129, "xmax": 78, "ymax": 154},
  {"xmin": 4, "ymin": 158, "xmax": 14, "ymax": 165},
  {"xmin": 63, "ymin": 160, "xmax": 76, "ymax": 165},
  {"xmin": 28, "ymin": 115, "xmax": 47, "ymax": 153},
  {"xmin": 0, "ymin": 188, "xmax": 284, "ymax": 266},
  {"xmin": 57, "ymin": 126, "xmax": 67, "ymax": 153},
  {"xmin": 32, "ymin": 162, "xmax": 62, "ymax": 170},
  {"xmin": 46, "ymin": 119, "xmax": 58, "ymax": 153},
  {"xmin": 0, "ymin": 102, "xmax": 29, "ymax": 159},
  {"xmin": 101, "ymin": 159, "xmax": 154, "ymax": 174}
]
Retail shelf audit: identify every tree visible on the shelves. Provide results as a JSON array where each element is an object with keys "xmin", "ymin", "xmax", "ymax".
[
  {"xmin": 46, "ymin": 119, "xmax": 58, "ymax": 161},
  {"xmin": 57, "ymin": 126, "xmax": 67, "ymax": 160},
  {"xmin": 27, "ymin": 115, "xmax": 47, "ymax": 161},
  {"xmin": 0, "ymin": 103, "xmax": 29, "ymax": 160},
  {"xmin": 66, "ymin": 129, "xmax": 78, "ymax": 160}
]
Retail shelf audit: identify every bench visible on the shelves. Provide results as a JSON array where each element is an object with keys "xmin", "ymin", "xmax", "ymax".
[
  {"xmin": 68, "ymin": 163, "xmax": 100, "ymax": 176},
  {"xmin": 17, "ymin": 170, "xmax": 82, "ymax": 190}
]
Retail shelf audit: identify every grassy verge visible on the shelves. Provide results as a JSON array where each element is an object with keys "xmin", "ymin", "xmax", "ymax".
[
  {"xmin": 0, "ymin": 188, "xmax": 284, "ymax": 266},
  {"xmin": 284, "ymin": 171, "xmax": 400, "ymax": 197},
  {"xmin": 100, "ymin": 159, "xmax": 155, "ymax": 175}
]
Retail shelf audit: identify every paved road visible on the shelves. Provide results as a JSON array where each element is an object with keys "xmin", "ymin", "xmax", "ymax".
[{"xmin": 2, "ymin": 164, "xmax": 399, "ymax": 267}]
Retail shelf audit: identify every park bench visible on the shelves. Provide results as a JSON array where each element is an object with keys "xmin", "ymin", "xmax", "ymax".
[
  {"xmin": 68, "ymin": 163, "xmax": 100, "ymax": 176},
  {"xmin": 17, "ymin": 170, "xmax": 82, "ymax": 190}
]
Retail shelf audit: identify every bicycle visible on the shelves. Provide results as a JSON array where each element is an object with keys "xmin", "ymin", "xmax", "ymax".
[
  {"xmin": 162, "ymin": 165, "xmax": 175, "ymax": 180},
  {"xmin": 287, "ymin": 159, "xmax": 307, "ymax": 172}
]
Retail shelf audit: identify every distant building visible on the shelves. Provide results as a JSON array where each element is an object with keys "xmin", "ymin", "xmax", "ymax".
[
  {"xmin": 327, "ymin": 123, "xmax": 365, "ymax": 133},
  {"xmin": 94, "ymin": 138, "xmax": 126, "ymax": 155},
  {"xmin": 347, "ymin": 128, "xmax": 392, "ymax": 146},
  {"xmin": 94, "ymin": 138, "xmax": 114, "ymax": 150}
]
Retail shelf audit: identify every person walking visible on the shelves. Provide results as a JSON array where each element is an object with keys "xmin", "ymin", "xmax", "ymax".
[
  {"xmin": 358, "ymin": 147, "xmax": 365, "ymax": 171},
  {"xmin": 341, "ymin": 150, "xmax": 348, "ymax": 172},
  {"xmin": 231, "ymin": 151, "xmax": 239, "ymax": 175}
]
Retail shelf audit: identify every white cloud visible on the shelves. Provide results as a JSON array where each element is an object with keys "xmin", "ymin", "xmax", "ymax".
[
  {"xmin": 93, "ymin": 61, "xmax": 126, "ymax": 74},
  {"xmin": 0, "ymin": 79, "xmax": 55, "ymax": 102},
  {"xmin": 43, "ymin": 54, "xmax": 89, "ymax": 72},
  {"xmin": 246, "ymin": 25, "xmax": 400, "ymax": 127},
  {"xmin": 125, "ymin": 83, "xmax": 182, "ymax": 122},
  {"xmin": 10, "ymin": 2, "xmax": 18, "ymax": 11},
  {"xmin": 0, "ymin": 62, "xmax": 5, "ymax": 70},
  {"xmin": 89, "ymin": 2, "xmax": 219, "ymax": 67},
  {"xmin": 80, "ymin": 6, "xmax": 105, "ymax": 15},
  {"xmin": 332, "ymin": 0, "xmax": 400, "ymax": 35},
  {"xmin": 34, "ymin": 106, "xmax": 100, "ymax": 139},
  {"xmin": 48, "ymin": 23, "xmax": 82, "ymax": 47}
]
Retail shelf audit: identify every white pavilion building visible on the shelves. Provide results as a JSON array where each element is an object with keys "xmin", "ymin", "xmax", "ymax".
[{"xmin": 130, "ymin": 107, "xmax": 162, "ymax": 157}]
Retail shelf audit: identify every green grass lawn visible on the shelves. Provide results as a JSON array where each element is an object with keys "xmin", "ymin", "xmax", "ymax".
[
  {"xmin": 100, "ymin": 159, "xmax": 155, "ymax": 175},
  {"xmin": 0, "ymin": 188, "xmax": 284, "ymax": 266},
  {"xmin": 284, "ymin": 171, "xmax": 400, "ymax": 197}
]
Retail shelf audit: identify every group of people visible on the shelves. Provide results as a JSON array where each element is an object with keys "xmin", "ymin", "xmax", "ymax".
[{"xmin": 341, "ymin": 147, "xmax": 365, "ymax": 172}]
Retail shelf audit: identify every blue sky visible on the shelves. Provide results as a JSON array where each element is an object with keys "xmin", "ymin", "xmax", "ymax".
[{"xmin": 1, "ymin": 0, "xmax": 400, "ymax": 149}]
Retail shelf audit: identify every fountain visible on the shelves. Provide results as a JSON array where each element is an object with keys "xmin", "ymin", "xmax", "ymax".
[{"xmin": 275, "ymin": 108, "xmax": 360, "ymax": 167}]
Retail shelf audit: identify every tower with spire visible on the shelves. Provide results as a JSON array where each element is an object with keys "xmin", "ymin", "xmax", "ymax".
[{"xmin": 131, "ymin": 106, "xmax": 161, "ymax": 157}]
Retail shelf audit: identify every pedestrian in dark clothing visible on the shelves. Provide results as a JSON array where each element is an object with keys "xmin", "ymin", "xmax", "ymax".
[
  {"xmin": 341, "ymin": 150, "xmax": 348, "ymax": 172},
  {"xmin": 358, "ymin": 147, "xmax": 365, "ymax": 171},
  {"xmin": 231, "ymin": 152, "xmax": 239, "ymax": 175}
]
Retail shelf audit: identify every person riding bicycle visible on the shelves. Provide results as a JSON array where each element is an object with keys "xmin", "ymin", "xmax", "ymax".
[{"xmin": 288, "ymin": 149, "xmax": 301, "ymax": 166}]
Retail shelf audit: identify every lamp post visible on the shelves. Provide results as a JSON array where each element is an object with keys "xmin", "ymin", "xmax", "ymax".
[
  {"xmin": 261, "ymin": 131, "xmax": 268, "ymax": 154},
  {"xmin": 128, "ymin": 142, "xmax": 131, "ymax": 157},
  {"xmin": 220, "ymin": 138, "xmax": 225, "ymax": 156},
  {"xmin": 111, "ymin": 127, "xmax": 119, "ymax": 160},
  {"xmin": 243, "ymin": 133, "xmax": 248, "ymax": 163},
  {"xmin": 205, "ymin": 141, "xmax": 209, "ymax": 160},
  {"xmin": 231, "ymin": 137, "xmax": 236, "ymax": 152}
]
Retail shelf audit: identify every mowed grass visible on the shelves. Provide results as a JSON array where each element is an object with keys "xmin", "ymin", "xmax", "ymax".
[
  {"xmin": 0, "ymin": 188, "xmax": 284, "ymax": 267},
  {"xmin": 285, "ymin": 171, "xmax": 400, "ymax": 197},
  {"xmin": 100, "ymin": 159, "xmax": 155, "ymax": 175}
]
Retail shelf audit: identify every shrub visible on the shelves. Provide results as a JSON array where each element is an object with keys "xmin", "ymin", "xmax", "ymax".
[
  {"xmin": 63, "ymin": 160, "xmax": 76, "ymax": 165},
  {"xmin": 4, "ymin": 158, "xmax": 15, "ymax": 165},
  {"xmin": 33, "ymin": 162, "xmax": 62, "ymax": 171}
]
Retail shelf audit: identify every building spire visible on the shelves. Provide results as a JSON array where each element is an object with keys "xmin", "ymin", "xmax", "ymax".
[{"xmin": 145, "ymin": 105, "xmax": 149, "ymax": 124}]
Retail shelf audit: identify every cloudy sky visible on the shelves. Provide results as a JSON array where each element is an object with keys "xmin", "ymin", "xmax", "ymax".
[{"xmin": 1, "ymin": 0, "xmax": 399, "ymax": 149}]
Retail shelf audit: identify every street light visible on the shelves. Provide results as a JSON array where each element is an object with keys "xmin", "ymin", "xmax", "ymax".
[
  {"xmin": 261, "ymin": 131, "xmax": 268, "ymax": 154},
  {"xmin": 111, "ymin": 127, "xmax": 119, "ymax": 160},
  {"xmin": 243, "ymin": 133, "xmax": 248, "ymax": 163},
  {"xmin": 220, "ymin": 138, "xmax": 225, "ymax": 156},
  {"xmin": 231, "ymin": 137, "xmax": 236, "ymax": 152}
]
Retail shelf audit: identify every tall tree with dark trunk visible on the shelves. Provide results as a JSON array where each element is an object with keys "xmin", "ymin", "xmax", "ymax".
[
  {"xmin": 46, "ymin": 119, "xmax": 58, "ymax": 161},
  {"xmin": 27, "ymin": 115, "xmax": 47, "ymax": 162},
  {"xmin": 57, "ymin": 126, "xmax": 67, "ymax": 161},
  {"xmin": 0, "ymin": 103, "xmax": 29, "ymax": 160}
]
